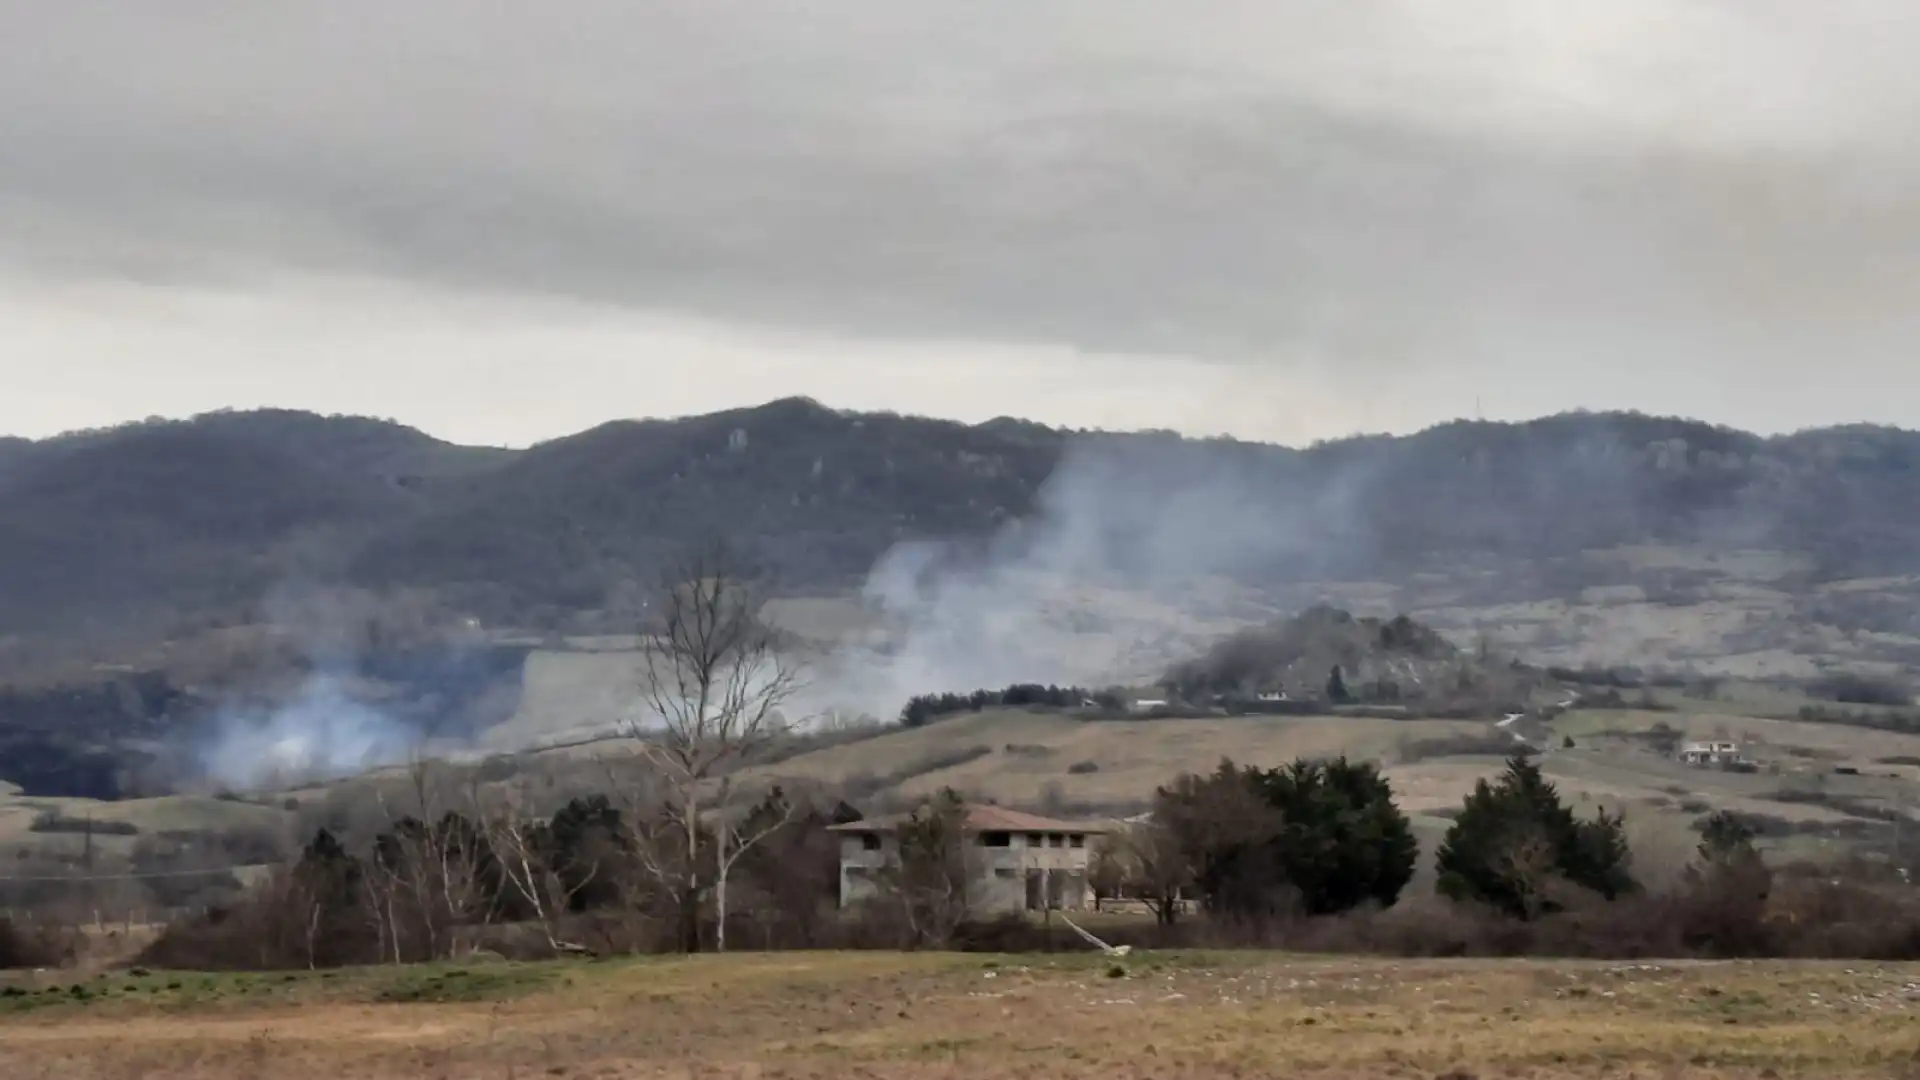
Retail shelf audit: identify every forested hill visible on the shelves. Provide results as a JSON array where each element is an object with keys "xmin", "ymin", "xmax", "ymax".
[{"xmin": 3, "ymin": 400, "xmax": 1920, "ymax": 649}]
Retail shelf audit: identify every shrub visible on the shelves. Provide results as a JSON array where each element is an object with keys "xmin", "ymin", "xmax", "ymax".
[
  {"xmin": 899, "ymin": 684, "xmax": 1096, "ymax": 727},
  {"xmin": 1066, "ymin": 760, "xmax": 1100, "ymax": 775},
  {"xmin": 27, "ymin": 811, "xmax": 138, "ymax": 836},
  {"xmin": 1806, "ymin": 672, "xmax": 1914, "ymax": 707},
  {"xmin": 0, "ymin": 918, "xmax": 77, "ymax": 970},
  {"xmin": 1397, "ymin": 732, "xmax": 1520, "ymax": 761}
]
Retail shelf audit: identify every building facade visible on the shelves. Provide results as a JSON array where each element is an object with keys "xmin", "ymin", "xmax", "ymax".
[{"xmin": 830, "ymin": 805, "xmax": 1106, "ymax": 915}]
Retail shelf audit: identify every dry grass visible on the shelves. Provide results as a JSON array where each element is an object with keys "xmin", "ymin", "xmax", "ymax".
[
  {"xmin": 2, "ymin": 952, "xmax": 1917, "ymax": 1078},
  {"xmin": 746, "ymin": 709, "xmax": 1493, "ymax": 806}
]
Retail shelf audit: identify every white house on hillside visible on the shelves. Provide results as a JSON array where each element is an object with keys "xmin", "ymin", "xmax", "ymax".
[{"xmin": 830, "ymin": 805, "xmax": 1108, "ymax": 915}]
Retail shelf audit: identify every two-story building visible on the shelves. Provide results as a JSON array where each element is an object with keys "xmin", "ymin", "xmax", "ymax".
[{"xmin": 830, "ymin": 804, "xmax": 1107, "ymax": 915}]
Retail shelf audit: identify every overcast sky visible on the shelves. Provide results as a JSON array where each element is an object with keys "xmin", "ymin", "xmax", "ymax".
[{"xmin": 3, "ymin": 1, "xmax": 1918, "ymax": 447}]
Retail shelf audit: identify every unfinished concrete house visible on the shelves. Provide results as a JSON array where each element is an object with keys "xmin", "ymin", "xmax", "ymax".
[{"xmin": 830, "ymin": 805, "xmax": 1107, "ymax": 915}]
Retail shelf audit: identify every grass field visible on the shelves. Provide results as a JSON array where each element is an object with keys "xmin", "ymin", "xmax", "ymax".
[{"xmin": 2, "ymin": 952, "xmax": 1917, "ymax": 1078}]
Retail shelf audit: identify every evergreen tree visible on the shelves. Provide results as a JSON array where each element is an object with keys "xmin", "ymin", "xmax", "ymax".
[
  {"xmin": 1326, "ymin": 664, "xmax": 1351, "ymax": 704},
  {"xmin": 1159, "ymin": 756, "xmax": 1417, "ymax": 918},
  {"xmin": 1435, "ymin": 752, "xmax": 1634, "ymax": 919},
  {"xmin": 1678, "ymin": 811, "xmax": 1772, "ymax": 955}
]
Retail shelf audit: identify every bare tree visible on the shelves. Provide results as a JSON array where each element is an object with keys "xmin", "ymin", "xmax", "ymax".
[
  {"xmin": 708, "ymin": 781, "xmax": 796, "ymax": 952},
  {"xmin": 878, "ymin": 789, "xmax": 976, "ymax": 948},
  {"xmin": 366, "ymin": 757, "xmax": 498, "ymax": 961},
  {"xmin": 1092, "ymin": 819, "xmax": 1190, "ymax": 926},
  {"xmin": 622, "ymin": 544, "xmax": 803, "ymax": 951},
  {"xmin": 1497, "ymin": 829, "xmax": 1561, "ymax": 922},
  {"xmin": 478, "ymin": 785, "xmax": 598, "ymax": 957}
]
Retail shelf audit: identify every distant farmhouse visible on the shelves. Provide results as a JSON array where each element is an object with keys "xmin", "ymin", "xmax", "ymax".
[
  {"xmin": 1679, "ymin": 739, "xmax": 1755, "ymax": 770},
  {"xmin": 830, "ymin": 805, "xmax": 1107, "ymax": 915}
]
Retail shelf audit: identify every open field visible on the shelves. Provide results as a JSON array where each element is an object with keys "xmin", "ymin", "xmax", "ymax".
[{"xmin": 3, "ymin": 951, "xmax": 1918, "ymax": 1078}]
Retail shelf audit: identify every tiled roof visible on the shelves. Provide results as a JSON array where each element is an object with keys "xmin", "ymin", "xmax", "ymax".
[{"xmin": 827, "ymin": 803, "xmax": 1109, "ymax": 834}]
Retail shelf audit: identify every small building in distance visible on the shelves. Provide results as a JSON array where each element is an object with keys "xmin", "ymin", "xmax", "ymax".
[
  {"xmin": 830, "ymin": 804, "xmax": 1108, "ymax": 915},
  {"xmin": 1679, "ymin": 740, "xmax": 1753, "ymax": 769}
]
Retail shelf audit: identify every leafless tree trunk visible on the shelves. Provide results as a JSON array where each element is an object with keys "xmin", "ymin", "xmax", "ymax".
[
  {"xmin": 1094, "ymin": 821, "xmax": 1189, "ymax": 927},
  {"xmin": 622, "ymin": 544, "xmax": 803, "ymax": 951},
  {"xmin": 709, "ymin": 780, "xmax": 796, "ymax": 953},
  {"xmin": 303, "ymin": 901, "xmax": 322, "ymax": 970},
  {"xmin": 478, "ymin": 786, "xmax": 599, "ymax": 957},
  {"xmin": 1499, "ymin": 830, "xmax": 1560, "ymax": 921},
  {"xmin": 880, "ymin": 790, "xmax": 976, "ymax": 949},
  {"xmin": 366, "ymin": 756, "xmax": 498, "ymax": 961}
]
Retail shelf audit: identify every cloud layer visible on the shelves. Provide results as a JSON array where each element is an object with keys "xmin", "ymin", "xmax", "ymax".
[{"xmin": 4, "ymin": 1, "xmax": 1919, "ymax": 441}]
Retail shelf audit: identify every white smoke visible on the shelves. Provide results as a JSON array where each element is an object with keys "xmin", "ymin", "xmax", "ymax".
[
  {"xmin": 795, "ymin": 434, "xmax": 1379, "ymax": 721},
  {"xmin": 199, "ymin": 675, "xmax": 417, "ymax": 790},
  {"xmin": 191, "ymin": 583, "xmax": 445, "ymax": 789}
]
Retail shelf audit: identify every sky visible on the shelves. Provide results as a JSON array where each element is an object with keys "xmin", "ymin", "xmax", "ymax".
[{"xmin": 3, "ymin": 1, "xmax": 1919, "ymax": 448}]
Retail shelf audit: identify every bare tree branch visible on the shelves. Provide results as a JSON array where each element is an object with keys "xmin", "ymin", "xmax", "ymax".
[{"xmin": 617, "ymin": 543, "xmax": 807, "ymax": 952}]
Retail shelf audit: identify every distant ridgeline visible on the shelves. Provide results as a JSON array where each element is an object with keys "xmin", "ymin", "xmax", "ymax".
[{"xmin": 8, "ymin": 402, "xmax": 1920, "ymax": 653}]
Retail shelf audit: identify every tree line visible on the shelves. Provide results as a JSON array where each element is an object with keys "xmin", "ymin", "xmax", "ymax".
[
  {"xmin": 1092, "ymin": 752, "xmax": 1635, "ymax": 926},
  {"xmin": 898, "ymin": 684, "xmax": 1117, "ymax": 727},
  {"xmin": 94, "ymin": 746, "xmax": 1918, "ymax": 972}
]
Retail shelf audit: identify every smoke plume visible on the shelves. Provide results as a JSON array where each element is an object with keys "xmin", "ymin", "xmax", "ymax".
[
  {"xmin": 192, "ymin": 583, "xmax": 491, "ymax": 789},
  {"xmin": 798, "ymin": 434, "xmax": 1379, "ymax": 721},
  {"xmin": 198, "ymin": 675, "xmax": 418, "ymax": 790}
]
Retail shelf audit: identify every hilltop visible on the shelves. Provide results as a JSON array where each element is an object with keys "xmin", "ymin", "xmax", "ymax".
[{"xmin": 1160, "ymin": 604, "xmax": 1526, "ymax": 709}]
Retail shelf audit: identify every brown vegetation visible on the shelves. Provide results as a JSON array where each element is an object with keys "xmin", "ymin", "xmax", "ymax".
[{"xmin": 2, "ymin": 952, "xmax": 1917, "ymax": 1079}]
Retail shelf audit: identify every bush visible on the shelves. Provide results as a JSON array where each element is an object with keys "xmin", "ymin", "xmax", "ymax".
[
  {"xmin": 1066, "ymin": 760, "xmax": 1100, "ymax": 775},
  {"xmin": 1435, "ymin": 753, "xmax": 1635, "ymax": 919},
  {"xmin": 899, "ymin": 684, "xmax": 1096, "ymax": 727},
  {"xmin": 1806, "ymin": 672, "xmax": 1914, "ymax": 707},
  {"xmin": 1397, "ymin": 732, "xmax": 1520, "ymax": 761},
  {"xmin": 27, "ymin": 811, "xmax": 138, "ymax": 836},
  {"xmin": 0, "ymin": 918, "xmax": 77, "ymax": 970}
]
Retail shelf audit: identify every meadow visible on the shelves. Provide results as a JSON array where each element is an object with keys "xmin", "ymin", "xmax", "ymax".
[{"xmin": 4, "ymin": 951, "xmax": 1918, "ymax": 1079}]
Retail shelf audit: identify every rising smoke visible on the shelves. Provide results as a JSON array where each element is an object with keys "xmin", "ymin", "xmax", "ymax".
[
  {"xmin": 797, "ymin": 433, "xmax": 1384, "ymax": 720},
  {"xmin": 192, "ymin": 583, "xmax": 481, "ymax": 790},
  {"xmin": 198, "ymin": 675, "xmax": 418, "ymax": 790}
]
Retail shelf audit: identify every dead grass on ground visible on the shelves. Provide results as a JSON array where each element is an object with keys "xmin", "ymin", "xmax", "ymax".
[{"xmin": 2, "ymin": 952, "xmax": 1916, "ymax": 1079}]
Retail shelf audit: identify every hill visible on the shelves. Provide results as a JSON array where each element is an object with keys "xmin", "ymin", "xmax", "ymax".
[
  {"xmin": 6, "ymin": 400, "xmax": 1920, "ymax": 670},
  {"xmin": 0, "ymin": 424, "xmax": 405, "ymax": 641},
  {"xmin": 1159, "ymin": 604, "xmax": 1522, "ymax": 708},
  {"xmin": 348, "ymin": 398, "xmax": 1058, "ymax": 619}
]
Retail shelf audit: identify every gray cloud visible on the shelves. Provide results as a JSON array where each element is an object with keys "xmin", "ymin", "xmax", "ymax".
[{"xmin": 3, "ymin": 1, "xmax": 1920, "ymax": 438}]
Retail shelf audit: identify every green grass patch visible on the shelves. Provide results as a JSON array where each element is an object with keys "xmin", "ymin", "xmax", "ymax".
[{"xmin": 370, "ymin": 962, "xmax": 561, "ymax": 1003}]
